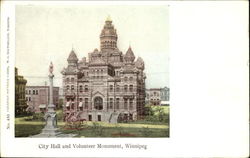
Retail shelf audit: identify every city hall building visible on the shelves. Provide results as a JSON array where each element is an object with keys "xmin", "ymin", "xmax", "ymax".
[{"xmin": 61, "ymin": 17, "xmax": 146, "ymax": 123}]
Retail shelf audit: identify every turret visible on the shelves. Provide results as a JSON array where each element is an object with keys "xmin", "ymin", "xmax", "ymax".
[
  {"xmin": 67, "ymin": 49, "xmax": 78, "ymax": 67},
  {"xmin": 135, "ymin": 57, "xmax": 145, "ymax": 70},
  {"xmin": 124, "ymin": 46, "xmax": 135, "ymax": 63}
]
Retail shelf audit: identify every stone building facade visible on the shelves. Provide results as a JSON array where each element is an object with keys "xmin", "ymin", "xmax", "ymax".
[
  {"xmin": 146, "ymin": 87, "xmax": 170, "ymax": 106},
  {"xmin": 160, "ymin": 87, "xmax": 170, "ymax": 102},
  {"xmin": 15, "ymin": 67, "xmax": 27, "ymax": 115},
  {"xmin": 61, "ymin": 17, "xmax": 146, "ymax": 123},
  {"xmin": 25, "ymin": 86, "xmax": 59, "ymax": 113},
  {"xmin": 146, "ymin": 88, "xmax": 161, "ymax": 106}
]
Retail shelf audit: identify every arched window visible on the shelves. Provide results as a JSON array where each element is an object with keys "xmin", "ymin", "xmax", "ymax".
[
  {"xmin": 84, "ymin": 85, "xmax": 88, "ymax": 92},
  {"xmin": 71, "ymin": 78, "xmax": 74, "ymax": 82},
  {"xmin": 124, "ymin": 77, "xmax": 128, "ymax": 82},
  {"xmin": 129, "ymin": 77, "xmax": 133, "ymax": 81},
  {"xmin": 124, "ymin": 85, "xmax": 128, "ymax": 92},
  {"xmin": 94, "ymin": 97, "xmax": 103, "ymax": 110},
  {"xmin": 124, "ymin": 98, "xmax": 128, "ymax": 109},
  {"xmin": 110, "ymin": 85, "xmax": 113, "ymax": 91},
  {"xmin": 71, "ymin": 85, "xmax": 74, "ymax": 90},
  {"xmin": 129, "ymin": 99, "xmax": 133, "ymax": 109},
  {"xmin": 66, "ymin": 78, "xmax": 70, "ymax": 82},
  {"xmin": 66, "ymin": 85, "xmax": 70, "ymax": 90},
  {"xmin": 85, "ymin": 98, "xmax": 88, "ymax": 109},
  {"xmin": 109, "ymin": 98, "xmax": 113, "ymax": 109},
  {"xmin": 116, "ymin": 98, "xmax": 120, "ymax": 109},
  {"xmin": 129, "ymin": 85, "xmax": 133, "ymax": 92},
  {"xmin": 79, "ymin": 85, "xmax": 83, "ymax": 92},
  {"xmin": 116, "ymin": 85, "xmax": 120, "ymax": 92}
]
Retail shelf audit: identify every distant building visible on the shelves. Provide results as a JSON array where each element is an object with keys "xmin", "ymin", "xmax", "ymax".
[
  {"xmin": 25, "ymin": 86, "xmax": 59, "ymax": 113},
  {"xmin": 61, "ymin": 17, "xmax": 146, "ymax": 123},
  {"xmin": 15, "ymin": 67, "xmax": 27, "ymax": 115},
  {"xmin": 146, "ymin": 87, "xmax": 170, "ymax": 106},
  {"xmin": 161, "ymin": 87, "xmax": 170, "ymax": 101},
  {"xmin": 146, "ymin": 88, "xmax": 161, "ymax": 106}
]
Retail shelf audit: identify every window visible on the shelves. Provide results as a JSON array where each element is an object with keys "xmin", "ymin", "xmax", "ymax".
[
  {"xmin": 109, "ymin": 98, "xmax": 113, "ymax": 109},
  {"xmin": 79, "ymin": 85, "xmax": 83, "ymax": 92},
  {"xmin": 110, "ymin": 85, "xmax": 113, "ymax": 91},
  {"xmin": 79, "ymin": 98, "xmax": 83, "ymax": 102},
  {"xmin": 71, "ymin": 78, "xmax": 74, "ymax": 82},
  {"xmin": 84, "ymin": 98, "xmax": 88, "ymax": 109},
  {"xmin": 116, "ymin": 85, "xmax": 120, "ymax": 92},
  {"xmin": 33, "ymin": 90, "xmax": 36, "ymax": 95},
  {"xmin": 88, "ymin": 115, "xmax": 92, "ymax": 121},
  {"xmin": 124, "ymin": 77, "xmax": 128, "ymax": 82},
  {"xmin": 71, "ymin": 85, "xmax": 74, "ymax": 90},
  {"xmin": 124, "ymin": 99, "xmax": 128, "ymax": 109},
  {"xmin": 25, "ymin": 90, "xmax": 28, "ymax": 94},
  {"xmin": 98, "ymin": 115, "xmax": 101, "ymax": 121},
  {"xmin": 36, "ymin": 90, "xmax": 38, "ymax": 95},
  {"xmin": 85, "ymin": 85, "xmax": 88, "ymax": 92},
  {"xmin": 29, "ymin": 90, "xmax": 31, "ymax": 94},
  {"xmin": 129, "ymin": 85, "xmax": 133, "ymax": 92},
  {"xmin": 129, "ymin": 77, "xmax": 133, "ymax": 81},
  {"xmin": 66, "ymin": 78, "xmax": 70, "ymax": 82},
  {"xmin": 129, "ymin": 99, "xmax": 133, "ymax": 109},
  {"xmin": 116, "ymin": 98, "xmax": 120, "ymax": 109},
  {"xmin": 94, "ymin": 97, "xmax": 103, "ymax": 110},
  {"xmin": 124, "ymin": 85, "xmax": 128, "ymax": 92},
  {"xmin": 66, "ymin": 85, "xmax": 70, "ymax": 90}
]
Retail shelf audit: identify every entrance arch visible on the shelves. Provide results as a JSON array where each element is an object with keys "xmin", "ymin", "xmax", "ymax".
[{"xmin": 94, "ymin": 97, "xmax": 103, "ymax": 110}]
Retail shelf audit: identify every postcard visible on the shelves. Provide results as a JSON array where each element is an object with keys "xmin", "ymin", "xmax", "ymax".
[{"xmin": 0, "ymin": 0, "xmax": 249, "ymax": 157}]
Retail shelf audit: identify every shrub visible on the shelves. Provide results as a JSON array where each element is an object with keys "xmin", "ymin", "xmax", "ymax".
[
  {"xmin": 56, "ymin": 110, "xmax": 63, "ymax": 121},
  {"xmin": 31, "ymin": 113, "xmax": 44, "ymax": 121}
]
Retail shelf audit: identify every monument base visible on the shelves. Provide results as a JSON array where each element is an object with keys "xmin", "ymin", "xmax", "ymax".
[
  {"xmin": 31, "ymin": 128, "xmax": 61, "ymax": 138},
  {"xmin": 30, "ymin": 128, "xmax": 77, "ymax": 138}
]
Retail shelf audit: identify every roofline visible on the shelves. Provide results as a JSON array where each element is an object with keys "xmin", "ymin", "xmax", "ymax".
[{"xmin": 26, "ymin": 86, "xmax": 60, "ymax": 88}]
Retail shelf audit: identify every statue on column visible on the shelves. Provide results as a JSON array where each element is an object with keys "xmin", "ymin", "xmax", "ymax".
[{"xmin": 49, "ymin": 62, "xmax": 53, "ymax": 74}]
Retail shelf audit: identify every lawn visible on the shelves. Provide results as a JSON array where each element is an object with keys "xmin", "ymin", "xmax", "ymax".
[
  {"xmin": 15, "ymin": 117, "xmax": 169, "ymax": 137},
  {"xmin": 15, "ymin": 106, "xmax": 169, "ymax": 137}
]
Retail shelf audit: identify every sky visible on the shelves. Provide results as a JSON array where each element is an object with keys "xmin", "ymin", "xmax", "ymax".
[{"xmin": 15, "ymin": 5, "xmax": 169, "ymax": 89}]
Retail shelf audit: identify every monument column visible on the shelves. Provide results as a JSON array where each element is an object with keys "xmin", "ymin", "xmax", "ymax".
[{"xmin": 36, "ymin": 62, "xmax": 58, "ymax": 136}]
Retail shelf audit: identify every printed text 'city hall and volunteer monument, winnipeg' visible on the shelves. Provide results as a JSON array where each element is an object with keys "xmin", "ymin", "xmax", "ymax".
[{"xmin": 61, "ymin": 16, "xmax": 146, "ymax": 123}]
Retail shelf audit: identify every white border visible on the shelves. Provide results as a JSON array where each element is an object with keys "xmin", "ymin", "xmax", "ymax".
[{"xmin": 1, "ymin": 1, "xmax": 249, "ymax": 157}]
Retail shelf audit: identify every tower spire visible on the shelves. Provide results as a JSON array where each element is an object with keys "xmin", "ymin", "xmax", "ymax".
[{"xmin": 100, "ymin": 16, "xmax": 118, "ymax": 51}]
